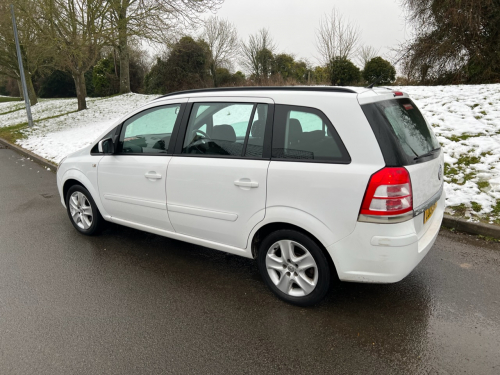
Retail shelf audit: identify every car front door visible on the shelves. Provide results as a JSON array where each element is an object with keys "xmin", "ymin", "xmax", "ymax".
[
  {"xmin": 166, "ymin": 97, "xmax": 274, "ymax": 249},
  {"xmin": 98, "ymin": 101, "xmax": 185, "ymax": 231}
]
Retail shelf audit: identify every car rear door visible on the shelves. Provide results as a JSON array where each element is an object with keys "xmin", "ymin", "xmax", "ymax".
[{"xmin": 166, "ymin": 97, "xmax": 274, "ymax": 249}]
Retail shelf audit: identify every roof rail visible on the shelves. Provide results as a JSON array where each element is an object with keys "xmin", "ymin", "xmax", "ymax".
[{"xmin": 154, "ymin": 86, "xmax": 357, "ymax": 100}]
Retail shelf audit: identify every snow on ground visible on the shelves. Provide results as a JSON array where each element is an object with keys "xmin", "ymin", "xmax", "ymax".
[
  {"xmin": 392, "ymin": 84, "xmax": 500, "ymax": 220},
  {"xmin": 2, "ymin": 85, "xmax": 500, "ymax": 220},
  {"xmin": 0, "ymin": 98, "xmax": 78, "ymax": 127},
  {"xmin": 0, "ymin": 99, "xmax": 25, "ymax": 114},
  {"xmin": 14, "ymin": 94, "xmax": 157, "ymax": 163}
]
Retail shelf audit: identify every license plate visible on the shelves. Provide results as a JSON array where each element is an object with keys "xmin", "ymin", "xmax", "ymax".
[{"xmin": 424, "ymin": 201, "xmax": 438, "ymax": 224}]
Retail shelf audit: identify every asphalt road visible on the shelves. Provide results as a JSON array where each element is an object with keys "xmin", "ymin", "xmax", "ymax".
[{"xmin": 1, "ymin": 146, "xmax": 499, "ymax": 375}]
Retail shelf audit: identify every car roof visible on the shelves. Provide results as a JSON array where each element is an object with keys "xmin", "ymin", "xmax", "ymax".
[
  {"xmin": 152, "ymin": 86, "xmax": 409, "ymax": 105},
  {"xmin": 154, "ymin": 86, "xmax": 358, "ymax": 100}
]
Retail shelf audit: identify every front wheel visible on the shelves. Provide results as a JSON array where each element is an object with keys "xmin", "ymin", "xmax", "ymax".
[
  {"xmin": 257, "ymin": 229, "xmax": 331, "ymax": 306},
  {"xmin": 66, "ymin": 185, "xmax": 105, "ymax": 236}
]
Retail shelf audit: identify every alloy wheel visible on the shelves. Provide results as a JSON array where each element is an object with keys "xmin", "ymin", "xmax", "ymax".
[
  {"xmin": 69, "ymin": 191, "xmax": 93, "ymax": 230},
  {"xmin": 265, "ymin": 240, "xmax": 319, "ymax": 297}
]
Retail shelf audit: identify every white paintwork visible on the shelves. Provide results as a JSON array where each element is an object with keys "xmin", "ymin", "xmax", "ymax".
[
  {"xmin": 104, "ymin": 193, "xmax": 166, "ymax": 210},
  {"xmin": 406, "ymin": 150, "xmax": 445, "ymax": 208},
  {"xmin": 328, "ymin": 192, "xmax": 445, "ymax": 283},
  {"xmin": 57, "ymin": 147, "xmax": 108, "ymax": 216},
  {"xmin": 166, "ymin": 157, "xmax": 269, "ymax": 249},
  {"xmin": 98, "ymin": 155, "xmax": 174, "ymax": 231},
  {"xmin": 109, "ymin": 216, "xmax": 252, "ymax": 258},
  {"xmin": 56, "ymin": 87, "xmax": 444, "ymax": 289},
  {"xmin": 167, "ymin": 204, "xmax": 238, "ymax": 222},
  {"xmin": 234, "ymin": 179, "xmax": 259, "ymax": 188},
  {"xmin": 370, "ymin": 234, "xmax": 418, "ymax": 247},
  {"xmin": 267, "ymin": 161, "xmax": 382, "ymax": 247}
]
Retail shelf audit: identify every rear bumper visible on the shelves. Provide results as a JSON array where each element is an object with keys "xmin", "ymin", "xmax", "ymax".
[{"xmin": 327, "ymin": 191, "xmax": 445, "ymax": 283}]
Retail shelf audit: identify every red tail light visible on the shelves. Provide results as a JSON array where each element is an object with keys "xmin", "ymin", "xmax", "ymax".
[
  {"xmin": 359, "ymin": 167, "xmax": 413, "ymax": 221},
  {"xmin": 393, "ymin": 91, "xmax": 404, "ymax": 97}
]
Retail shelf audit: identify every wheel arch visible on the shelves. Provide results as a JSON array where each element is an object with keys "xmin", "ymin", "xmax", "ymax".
[
  {"xmin": 250, "ymin": 221, "xmax": 338, "ymax": 280},
  {"xmin": 61, "ymin": 169, "xmax": 108, "ymax": 218}
]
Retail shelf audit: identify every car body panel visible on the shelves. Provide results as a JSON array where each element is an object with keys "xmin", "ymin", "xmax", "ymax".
[
  {"xmin": 406, "ymin": 150, "xmax": 445, "ymax": 208},
  {"xmin": 98, "ymin": 155, "xmax": 174, "ymax": 231},
  {"xmin": 328, "ymin": 191, "xmax": 445, "ymax": 283},
  {"xmin": 166, "ymin": 157, "xmax": 270, "ymax": 249}
]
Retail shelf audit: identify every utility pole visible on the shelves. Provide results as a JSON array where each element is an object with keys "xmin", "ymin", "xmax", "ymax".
[{"xmin": 10, "ymin": 4, "xmax": 33, "ymax": 127}]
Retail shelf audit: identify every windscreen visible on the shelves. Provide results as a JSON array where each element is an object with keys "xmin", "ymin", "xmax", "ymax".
[{"xmin": 366, "ymin": 98, "xmax": 440, "ymax": 158}]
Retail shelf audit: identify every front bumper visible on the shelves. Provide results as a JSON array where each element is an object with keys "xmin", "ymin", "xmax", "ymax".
[
  {"xmin": 327, "ymin": 191, "xmax": 445, "ymax": 283},
  {"xmin": 56, "ymin": 171, "xmax": 66, "ymax": 208}
]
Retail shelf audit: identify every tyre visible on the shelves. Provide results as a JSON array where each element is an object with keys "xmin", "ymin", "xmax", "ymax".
[
  {"xmin": 66, "ymin": 184, "xmax": 105, "ymax": 236},
  {"xmin": 257, "ymin": 229, "xmax": 331, "ymax": 306}
]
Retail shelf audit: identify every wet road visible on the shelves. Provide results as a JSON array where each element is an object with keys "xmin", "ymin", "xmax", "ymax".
[{"xmin": 0, "ymin": 147, "xmax": 499, "ymax": 375}]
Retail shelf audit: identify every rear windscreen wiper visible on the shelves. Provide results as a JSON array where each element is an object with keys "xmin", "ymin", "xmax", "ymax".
[{"xmin": 414, "ymin": 148, "xmax": 441, "ymax": 160}]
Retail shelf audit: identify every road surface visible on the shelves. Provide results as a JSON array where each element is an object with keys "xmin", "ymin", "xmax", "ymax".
[{"xmin": 0, "ymin": 146, "xmax": 499, "ymax": 374}]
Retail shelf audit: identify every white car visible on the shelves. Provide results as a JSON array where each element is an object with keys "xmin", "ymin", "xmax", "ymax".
[{"xmin": 57, "ymin": 87, "xmax": 444, "ymax": 306}]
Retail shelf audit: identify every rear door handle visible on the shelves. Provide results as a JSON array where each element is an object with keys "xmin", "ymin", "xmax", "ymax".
[
  {"xmin": 145, "ymin": 172, "xmax": 162, "ymax": 180},
  {"xmin": 234, "ymin": 179, "xmax": 259, "ymax": 188}
]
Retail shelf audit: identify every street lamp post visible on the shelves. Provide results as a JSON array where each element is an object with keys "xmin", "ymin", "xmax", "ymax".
[{"xmin": 10, "ymin": 4, "xmax": 33, "ymax": 127}]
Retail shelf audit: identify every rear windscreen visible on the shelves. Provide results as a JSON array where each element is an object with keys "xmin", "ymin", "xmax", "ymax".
[{"xmin": 363, "ymin": 98, "xmax": 440, "ymax": 160}]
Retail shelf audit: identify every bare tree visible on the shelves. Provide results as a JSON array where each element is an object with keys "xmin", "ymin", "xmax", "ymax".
[
  {"xmin": 0, "ymin": 0, "xmax": 50, "ymax": 105},
  {"xmin": 202, "ymin": 16, "xmax": 239, "ymax": 87},
  {"xmin": 28, "ymin": 0, "xmax": 112, "ymax": 110},
  {"xmin": 240, "ymin": 28, "xmax": 277, "ymax": 81},
  {"xmin": 316, "ymin": 8, "xmax": 360, "ymax": 65},
  {"xmin": 357, "ymin": 45, "xmax": 379, "ymax": 68},
  {"xmin": 108, "ymin": 0, "xmax": 223, "ymax": 94}
]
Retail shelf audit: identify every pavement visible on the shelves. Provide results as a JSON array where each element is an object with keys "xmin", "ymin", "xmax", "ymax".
[{"xmin": 0, "ymin": 146, "xmax": 499, "ymax": 375}]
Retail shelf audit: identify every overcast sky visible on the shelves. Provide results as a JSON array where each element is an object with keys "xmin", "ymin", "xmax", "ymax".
[{"xmin": 213, "ymin": 0, "xmax": 410, "ymax": 68}]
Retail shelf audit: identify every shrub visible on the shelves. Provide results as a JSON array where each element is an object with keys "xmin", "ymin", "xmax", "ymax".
[
  {"xmin": 92, "ymin": 58, "xmax": 119, "ymax": 97},
  {"xmin": 328, "ymin": 57, "xmax": 360, "ymax": 86},
  {"xmin": 38, "ymin": 70, "xmax": 76, "ymax": 98},
  {"xmin": 363, "ymin": 57, "xmax": 396, "ymax": 85}
]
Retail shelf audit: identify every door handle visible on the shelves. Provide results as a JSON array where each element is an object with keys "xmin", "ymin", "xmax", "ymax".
[
  {"xmin": 234, "ymin": 179, "xmax": 259, "ymax": 188},
  {"xmin": 145, "ymin": 172, "xmax": 162, "ymax": 180}
]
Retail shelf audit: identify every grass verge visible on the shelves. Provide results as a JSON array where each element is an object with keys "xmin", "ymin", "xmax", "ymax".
[
  {"xmin": 0, "ymin": 123, "xmax": 29, "ymax": 143},
  {"xmin": 0, "ymin": 105, "xmax": 25, "ymax": 116},
  {"xmin": 0, "ymin": 97, "xmax": 22, "ymax": 103},
  {"xmin": 0, "ymin": 109, "xmax": 78, "ymax": 143}
]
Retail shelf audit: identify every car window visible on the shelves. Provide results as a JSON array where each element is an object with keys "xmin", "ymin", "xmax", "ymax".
[
  {"xmin": 119, "ymin": 104, "xmax": 181, "ymax": 154},
  {"xmin": 271, "ymin": 105, "xmax": 350, "ymax": 163},
  {"xmin": 182, "ymin": 102, "xmax": 268, "ymax": 158},
  {"xmin": 244, "ymin": 104, "xmax": 268, "ymax": 158},
  {"xmin": 379, "ymin": 99, "xmax": 440, "ymax": 157},
  {"xmin": 91, "ymin": 126, "xmax": 119, "ymax": 154}
]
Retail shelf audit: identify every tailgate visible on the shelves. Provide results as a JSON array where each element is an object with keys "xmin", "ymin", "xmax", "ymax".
[
  {"xmin": 406, "ymin": 150, "xmax": 444, "ymax": 208},
  {"xmin": 361, "ymin": 95, "xmax": 444, "ymax": 208}
]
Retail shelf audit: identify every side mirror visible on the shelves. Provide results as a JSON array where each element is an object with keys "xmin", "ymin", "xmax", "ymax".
[{"xmin": 98, "ymin": 137, "xmax": 115, "ymax": 154}]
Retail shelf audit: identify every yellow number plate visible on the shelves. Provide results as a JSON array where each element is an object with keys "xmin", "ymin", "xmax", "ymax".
[{"xmin": 424, "ymin": 202, "xmax": 438, "ymax": 224}]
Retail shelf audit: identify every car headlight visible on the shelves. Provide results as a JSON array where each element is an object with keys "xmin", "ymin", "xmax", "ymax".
[{"xmin": 57, "ymin": 156, "xmax": 67, "ymax": 172}]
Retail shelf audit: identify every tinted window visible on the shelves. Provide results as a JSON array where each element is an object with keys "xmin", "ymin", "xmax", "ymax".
[
  {"xmin": 182, "ymin": 102, "xmax": 268, "ymax": 158},
  {"xmin": 271, "ymin": 105, "xmax": 350, "ymax": 163},
  {"xmin": 119, "ymin": 105, "xmax": 181, "ymax": 154},
  {"xmin": 244, "ymin": 104, "xmax": 268, "ymax": 158},
  {"xmin": 372, "ymin": 99, "xmax": 440, "ymax": 158}
]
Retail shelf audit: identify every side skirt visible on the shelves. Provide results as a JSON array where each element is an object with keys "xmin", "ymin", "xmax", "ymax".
[{"xmin": 108, "ymin": 216, "xmax": 253, "ymax": 259}]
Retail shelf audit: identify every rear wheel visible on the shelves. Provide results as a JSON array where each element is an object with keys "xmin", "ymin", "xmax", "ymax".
[
  {"xmin": 257, "ymin": 229, "xmax": 331, "ymax": 306},
  {"xmin": 66, "ymin": 185, "xmax": 105, "ymax": 236}
]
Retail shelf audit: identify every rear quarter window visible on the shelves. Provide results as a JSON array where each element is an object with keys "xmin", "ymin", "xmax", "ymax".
[{"xmin": 271, "ymin": 105, "xmax": 350, "ymax": 163}]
